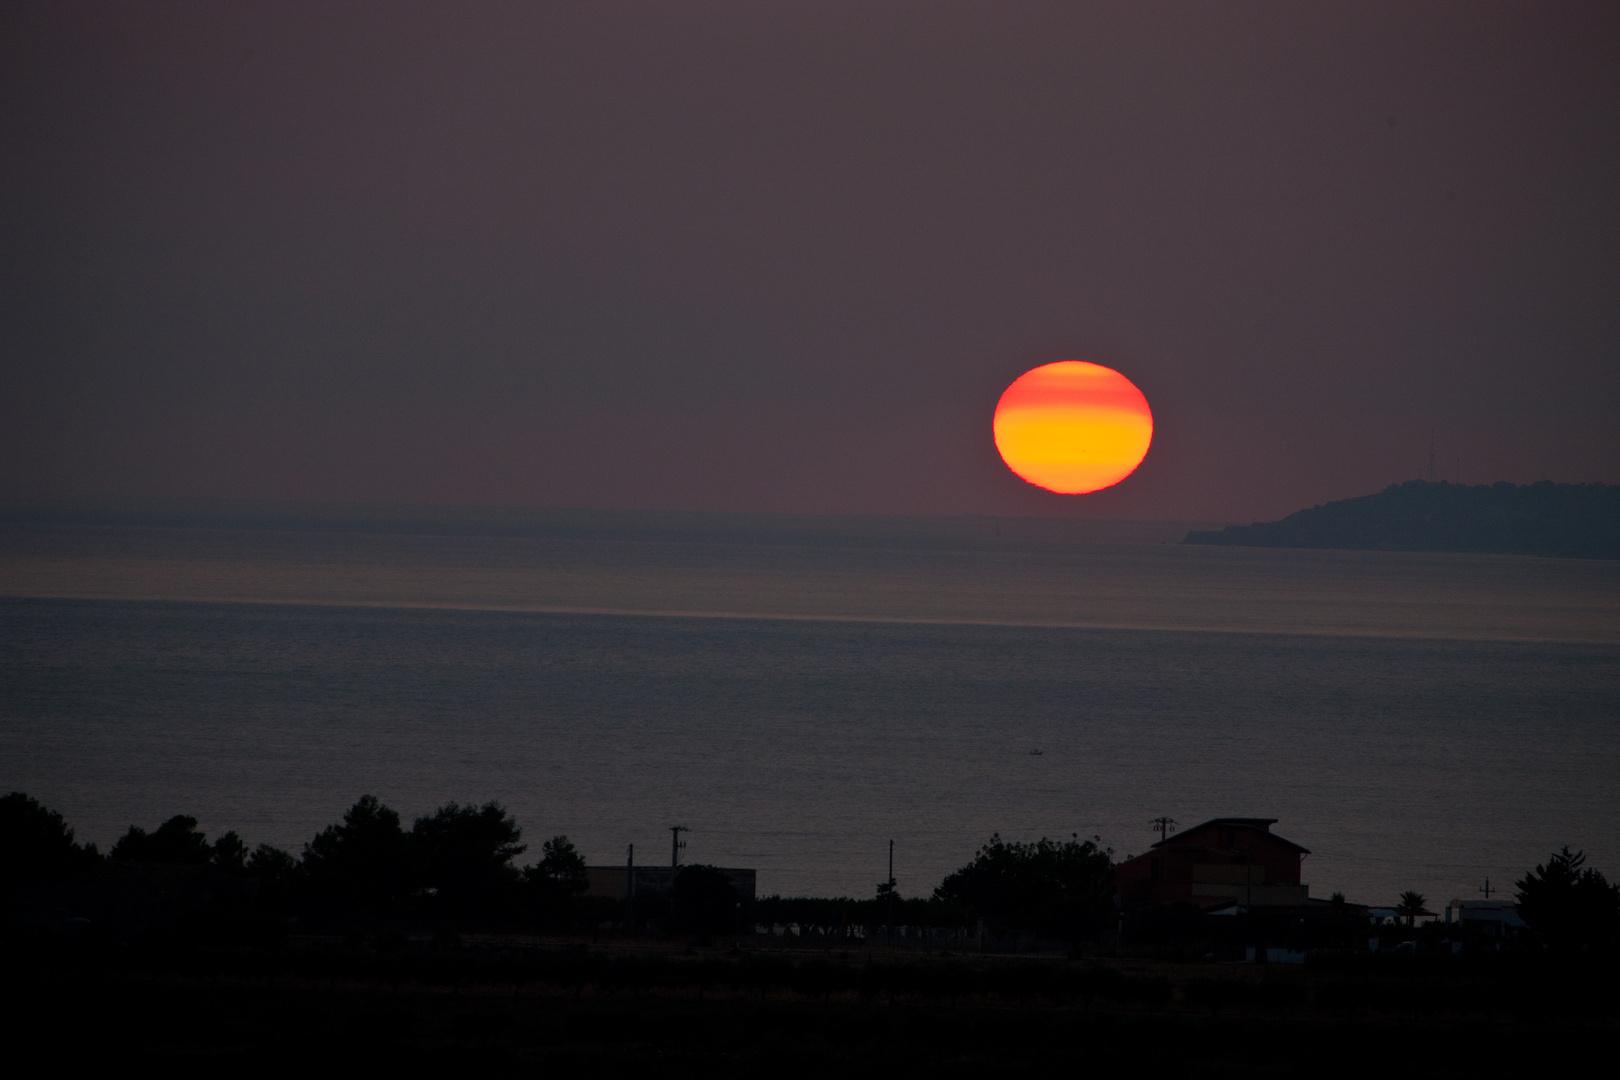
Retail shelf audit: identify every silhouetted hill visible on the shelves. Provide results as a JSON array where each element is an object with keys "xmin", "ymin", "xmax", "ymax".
[{"xmin": 1183, "ymin": 481, "xmax": 1620, "ymax": 559}]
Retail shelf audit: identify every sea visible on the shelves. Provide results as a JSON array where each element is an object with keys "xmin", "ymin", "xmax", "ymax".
[{"xmin": 2, "ymin": 501, "xmax": 1617, "ymax": 907}]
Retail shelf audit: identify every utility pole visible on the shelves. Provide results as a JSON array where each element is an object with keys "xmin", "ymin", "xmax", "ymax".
[
  {"xmin": 1150, "ymin": 817, "xmax": 1177, "ymax": 844},
  {"xmin": 1479, "ymin": 878, "xmax": 1494, "ymax": 900},
  {"xmin": 670, "ymin": 825, "xmax": 687, "ymax": 870},
  {"xmin": 887, "ymin": 839, "xmax": 895, "ymax": 947}
]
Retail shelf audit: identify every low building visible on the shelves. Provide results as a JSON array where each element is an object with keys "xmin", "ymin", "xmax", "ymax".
[
  {"xmin": 583, "ymin": 865, "xmax": 756, "ymax": 905},
  {"xmin": 1444, "ymin": 899, "xmax": 1524, "ymax": 937},
  {"xmin": 1115, "ymin": 817, "xmax": 1312, "ymax": 909}
]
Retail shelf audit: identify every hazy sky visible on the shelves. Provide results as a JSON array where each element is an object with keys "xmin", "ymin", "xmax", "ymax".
[{"xmin": 3, "ymin": 2, "xmax": 1616, "ymax": 521}]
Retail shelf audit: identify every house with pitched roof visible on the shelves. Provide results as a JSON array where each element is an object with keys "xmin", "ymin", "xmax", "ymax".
[{"xmin": 1115, "ymin": 817, "xmax": 1312, "ymax": 909}]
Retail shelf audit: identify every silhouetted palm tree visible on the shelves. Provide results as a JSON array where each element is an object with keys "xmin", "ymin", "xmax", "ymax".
[{"xmin": 1396, "ymin": 890, "xmax": 1428, "ymax": 928}]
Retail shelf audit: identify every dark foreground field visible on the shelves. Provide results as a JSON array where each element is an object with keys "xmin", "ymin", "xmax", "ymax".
[{"xmin": 8, "ymin": 940, "xmax": 1616, "ymax": 1077}]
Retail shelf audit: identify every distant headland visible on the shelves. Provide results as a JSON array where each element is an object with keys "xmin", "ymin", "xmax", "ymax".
[{"xmin": 1184, "ymin": 480, "xmax": 1620, "ymax": 560}]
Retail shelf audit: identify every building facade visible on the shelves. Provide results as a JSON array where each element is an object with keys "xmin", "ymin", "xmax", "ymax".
[
  {"xmin": 1444, "ymin": 899, "xmax": 1524, "ymax": 937},
  {"xmin": 1114, "ymin": 817, "xmax": 1311, "ymax": 909}
]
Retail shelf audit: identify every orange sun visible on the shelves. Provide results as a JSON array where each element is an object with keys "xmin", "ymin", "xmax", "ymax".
[{"xmin": 992, "ymin": 361, "xmax": 1154, "ymax": 494}]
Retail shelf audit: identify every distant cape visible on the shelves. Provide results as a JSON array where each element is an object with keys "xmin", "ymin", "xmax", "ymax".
[{"xmin": 1183, "ymin": 480, "xmax": 1620, "ymax": 560}]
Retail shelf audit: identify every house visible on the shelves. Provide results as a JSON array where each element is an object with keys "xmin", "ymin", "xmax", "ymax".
[{"xmin": 1115, "ymin": 817, "xmax": 1311, "ymax": 909}]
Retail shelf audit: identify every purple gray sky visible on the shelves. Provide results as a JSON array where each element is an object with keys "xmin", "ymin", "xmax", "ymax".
[{"xmin": 3, "ymin": 2, "xmax": 1616, "ymax": 521}]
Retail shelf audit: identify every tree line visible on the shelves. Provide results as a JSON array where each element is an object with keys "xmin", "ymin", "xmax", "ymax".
[
  {"xmin": 1, "ymin": 792, "xmax": 598, "ymax": 932},
  {"xmin": 1, "ymin": 794, "xmax": 1118, "ymax": 940},
  {"xmin": 3, "ymin": 791, "xmax": 1616, "ymax": 949}
]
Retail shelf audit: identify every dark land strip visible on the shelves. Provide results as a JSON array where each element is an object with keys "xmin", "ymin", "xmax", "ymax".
[{"xmin": 1185, "ymin": 480, "xmax": 1620, "ymax": 558}]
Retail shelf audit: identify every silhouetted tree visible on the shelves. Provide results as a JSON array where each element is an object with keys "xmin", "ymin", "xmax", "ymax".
[
  {"xmin": 525, "ymin": 835, "xmax": 588, "ymax": 925},
  {"xmin": 670, "ymin": 864, "xmax": 740, "ymax": 938},
  {"xmin": 536, "ymin": 835, "xmax": 587, "ymax": 889},
  {"xmin": 1395, "ymin": 891, "xmax": 1428, "ymax": 928},
  {"xmin": 301, "ymin": 795, "xmax": 414, "ymax": 921},
  {"xmin": 0, "ymin": 792, "xmax": 100, "ymax": 892},
  {"xmin": 110, "ymin": 815, "xmax": 213, "ymax": 864},
  {"xmin": 211, "ymin": 831, "xmax": 250, "ymax": 872},
  {"xmin": 247, "ymin": 843, "xmax": 296, "ymax": 878},
  {"xmin": 1516, "ymin": 847, "xmax": 1620, "ymax": 950},
  {"xmin": 108, "ymin": 815, "xmax": 252, "ymax": 871},
  {"xmin": 411, "ymin": 801, "xmax": 525, "ymax": 920},
  {"xmin": 875, "ymin": 873, "xmax": 900, "ymax": 937},
  {"xmin": 242, "ymin": 843, "xmax": 296, "ymax": 911},
  {"xmin": 935, "ymin": 833, "xmax": 1114, "ymax": 940}
]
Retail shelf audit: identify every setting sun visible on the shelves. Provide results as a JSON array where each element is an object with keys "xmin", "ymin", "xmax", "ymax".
[{"xmin": 992, "ymin": 361, "xmax": 1154, "ymax": 494}]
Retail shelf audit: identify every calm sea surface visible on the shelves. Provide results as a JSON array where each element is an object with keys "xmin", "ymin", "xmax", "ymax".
[{"xmin": 2, "ymin": 506, "xmax": 1617, "ymax": 905}]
